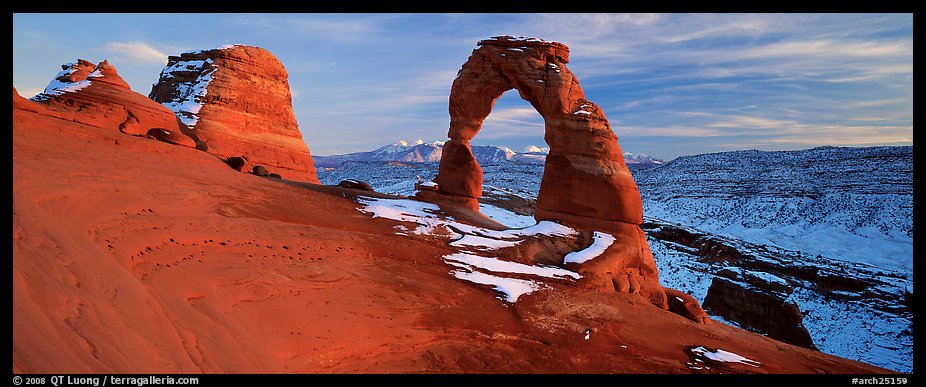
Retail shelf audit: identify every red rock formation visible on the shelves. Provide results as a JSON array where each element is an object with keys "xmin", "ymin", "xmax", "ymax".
[
  {"xmin": 146, "ymin": 128, "xmax": 197, "ymax": 148},
  {"xmin": 703, "ymin": 268, "xmax": 817, "ymax": 350},
  {"xmin": 436, "ymin": 36, "xmax": 642, "ymax": 225},
  {"xmin": 13, "ymin": 97, "xmax": 891, "ymax": 373},
  {"xmin": 664, "ymin": 287, "xmax": 710, "ymax": 324},
  {"xmin": 431, "ymin": 36, "xmax": 669, "ymax": 311},
  {"xmin": 28, "ymin": 60, "xmax": 198, "ymax": 147},
  {"xmin": 149, "ymin": 45, "xmax": 320, "ymax": 184},
  {"xmin": 12, "ymin": 80, "xmax": 893, "ymax": 374}
]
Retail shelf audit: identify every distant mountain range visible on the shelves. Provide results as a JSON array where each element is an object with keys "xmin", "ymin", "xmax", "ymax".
[{"xmin": 313, "ymin": 139, "xmax": 664, "ymax": 168}]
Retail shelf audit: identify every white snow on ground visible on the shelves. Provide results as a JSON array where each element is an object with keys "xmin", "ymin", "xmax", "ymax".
[
  {"xmin": 30, "ymin": 63, "xmax": 95, "ymax": 101},
  {"xmin": 789, "ymin": 287, "xmax": 912, "ymax": 373},
  {"xmin": 355, "ymin": 197, "xmax": 576, "ymax": 240},
  {"xmin": 34, "ymin": 79, "xmax": 92, "ymax": 98},
  {"xmin": 450, "ymin": 235, "xmax": 519, "ymax": 250},
  {"xmin": 356, "ymin": 196, "xmax": 443, "ymax": 224},
  {"xmin": 647, "ymin": 237, "xmax": 714, "ymax": 302},
  {"xmin": 648, "ymin": 228, "xmax": 913, "ymax": 373},
  {"xmin": 720, "ymin": 266, "xmax": 789, "ymax": 287},
  {"xmin": 641, "ymin": 194, "xmax": 912, "ymax": 275},
  {"xmin": 478, "ymin": 203, "xmax": 536, "ymax": 228},
  {"xmin": 480, "ymin": 221, "xmax": 576, "ymax": 239},
  {"xmin": 563, "ymin": 231, "xmax": 616, "ymax": 264},
  {"xmin": 327, "ymin": 146, "xmax": 912, "ymax": 372},
  {"xmin": 444, "ymin": 252, "xmax": 581, "ymax": 280},
  {"xmin": 354, "ymin": 196, "xmax": 589, "ymax": 303},
  {"xmin": 355, "ymin": 196, "xmax": 466, "ymax": 236},
  {"xmin": 690, "ymin": 346, "xmax": 761, "ymax": 367},
  {"xmin": 449, "ymin": 268, "xmax": 543, "ymax": 303},
  {"xmin": 157, "ymin": 58, "xmax": 216, "ymax": 127},
  {"xmin": 745, "ymin": 269, "xmax": 789, "ymax": 287},
  {"xmin": 376, "ymin": 180, "xmax": 418, "ymax": 196},
  {"xmin": 181, "ymin": 44, "xmax": 243, "ymax": 55}
]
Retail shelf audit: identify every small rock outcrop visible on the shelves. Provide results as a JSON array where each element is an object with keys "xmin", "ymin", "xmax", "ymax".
[
  {"xmin": 149, "ymin": 45, "xmax": 320, "ymax": 184},
  {"xmin": 338, "ymin": 179, "xmax": 374, "ymax": 192},
  {"xmin": 252, "ymin": 165, "xmax": 270, "ymax": 177},
  {"xmin": 28, "ymin": 60, "xmax": 199, "ymax": 145},
  {"xmin": 225, "ymin": 156, "xmax": 247, "ymax": 172},
  {"xmin": 145, "ymin": 128, "xmax": 196, "ymax": 148},
  {"xmin": 703, "ymin": 267, "xmax": 817, "ymax": 350},
  {"xmin": 664, "ymin": 287, "xmax": 710, "ymax": 324}
]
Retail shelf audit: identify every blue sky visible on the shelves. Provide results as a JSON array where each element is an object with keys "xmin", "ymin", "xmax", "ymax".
[{"xmin": 12, "ymin": 13, "xmax": 912, "ymax": 159}]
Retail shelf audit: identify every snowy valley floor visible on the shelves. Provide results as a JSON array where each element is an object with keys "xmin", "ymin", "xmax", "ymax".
[{"xmin": 317, "ymin": 159, "xmax": 913, "ymax": 373}]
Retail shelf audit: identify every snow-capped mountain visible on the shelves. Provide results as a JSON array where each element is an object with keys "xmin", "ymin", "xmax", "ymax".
[
  {"xmin": 523, "ymin": 145, "xmax": 549, "ymax": 153},
  {"xmin": 315, "ymin": 139, "xmax": 517, "ymax": 167},
  {"xmin": 314, "ymin": 140, "xmax": 662, "ymax": 167},
  {"xmin": 473, "ymin": 144, "xmax": 517, "ymax": 164},
  {"xmin": 623, "ymin": 152, "xmax": 663, "ymax": 165},
  {"xmin": 314, "ymin": 140, "xmax": 441, "ymax": 167}
]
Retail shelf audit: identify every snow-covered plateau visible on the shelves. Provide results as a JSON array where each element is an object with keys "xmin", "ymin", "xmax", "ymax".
[{"xmin": 315, "ymin": 145, "xmax": 913, "ymax": 372}]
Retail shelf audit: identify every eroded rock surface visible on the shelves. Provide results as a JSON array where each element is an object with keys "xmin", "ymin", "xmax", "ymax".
[
  {"xmin": 150, "ymin": 45, "xmax": 320, "ymax": 183},
  {"xmin": 27, "ymin": 60, "xmax": 197, "ymax": 144}
]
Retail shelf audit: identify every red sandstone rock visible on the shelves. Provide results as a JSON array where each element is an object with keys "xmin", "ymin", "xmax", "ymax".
[
  {"xmin": 664, "ymin": 287, "xmax": 710, "ymax": 324},
  {"xmin": 435, "ymin": 139, "xmax": 483, "ymax": 197},
  {"xmin": 146, "ymin": 128, "xmax": 197, "ymax": 148},
  {"xmin": 703, "ymin": 272, "xmax": 817, "ymax": 349},
  {"xmin": 435, "ymin": 36, "xmax": 643, "ymax": 225},
  {"xmin": 433, "ymin": 36, "xmax": 664, "ymax": 309},
  {"xmin": 12, "ymin": 89, "xmax": 891, "ymax": 374},
  {"xmin": 149, "ymin": 45, "xmax": 320, "ymax": 184},
  {"xmin": 29, "ymin": 59, "xmax": 199, "ymax": 146}
]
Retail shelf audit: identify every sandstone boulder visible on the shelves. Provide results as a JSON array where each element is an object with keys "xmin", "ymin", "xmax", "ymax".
[
  {"xmin": 146, "ymin": 128, "xmax": 196, "ymax": 148},
  {"xmin": 664, "ymin": 287, "xmax": 710, "ymax": 324},
  {"xmin": 252, "ymin": 165, "xmax": 270, "ymax": 177},
  {"xmin": 225, "ymin": 156, "xmax": 248, "ymax": 172},
  {"xmin": 149, "ymin": 45, "xmax": 320, "ymax": 184},
  {"xmin": 338, "ymin": 179, "xmax": 375, "ymax": 191}
]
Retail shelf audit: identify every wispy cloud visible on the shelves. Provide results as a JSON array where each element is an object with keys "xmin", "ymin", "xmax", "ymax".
[
  {"xmin": 224, "ymin": 14, "xmax": 385, "ymax": 42},
  {"xmin": 659, "ymin": 14, "xmax": 771, "ymax": 43},
  {"xmin": 99, "ymin": 41, "xmax": 168, "ymax": 64},
  {"xmin": 474, "ymin": 107, "xmax": 545, "ymax": 139},
  {"xmin": 681, "ymin": 113, "xmax": 801, "ymax": 130},
  {"xmin": 619, "ymin": 125, "xmax": 725, "ymax": 137}
]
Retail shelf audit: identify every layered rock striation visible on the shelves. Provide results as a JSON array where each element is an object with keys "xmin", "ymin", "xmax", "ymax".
[
  {"xmin": 150, "ymin": 45, "xmax": 320, "ymax": 183},
  {"xmin": 703, "ymin": 267, "xmax": 817, "ymax": 350}
]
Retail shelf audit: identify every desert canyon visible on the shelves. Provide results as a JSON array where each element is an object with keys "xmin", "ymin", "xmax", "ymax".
[{"xmin": 12, "ymin": 37, "xmax": 891, "ymax": 373}]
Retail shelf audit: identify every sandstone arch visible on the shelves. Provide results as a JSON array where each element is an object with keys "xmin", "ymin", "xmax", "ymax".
[
  {"xmin": 432, "ymin": 37, "xmax": 681, "ymax": 313},
  {"xmin": 435, "ymin": 36, "xmax": 643, "ymax": 227}
]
